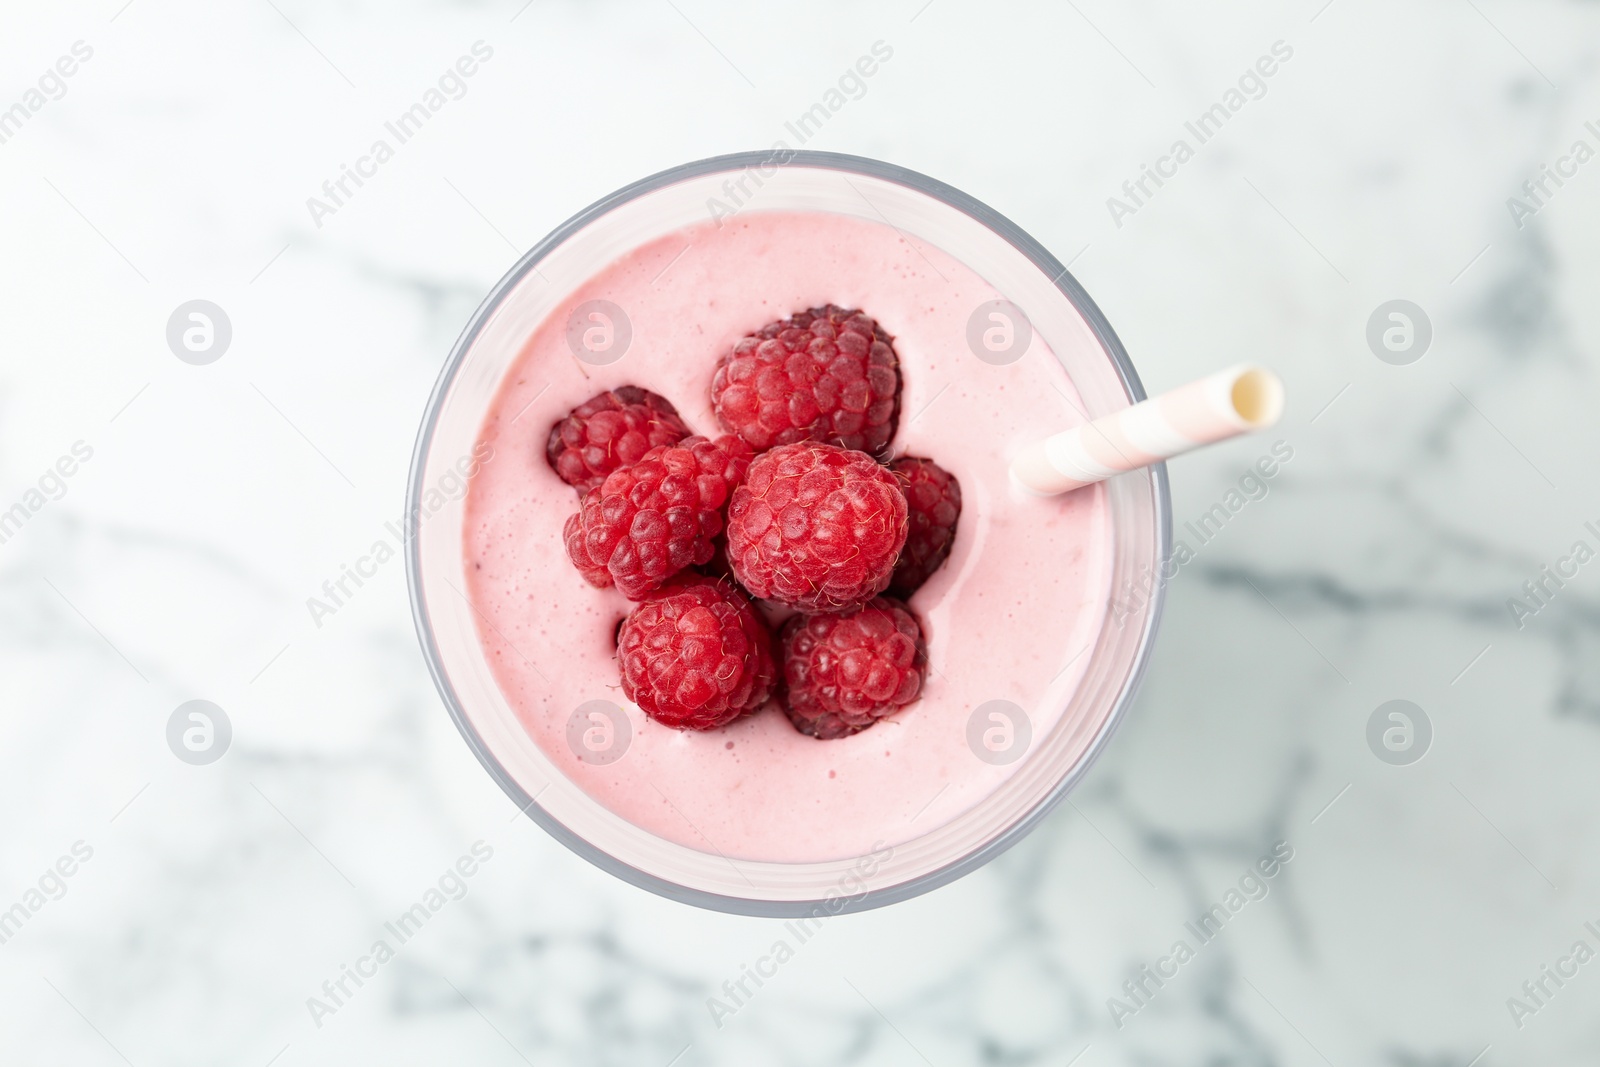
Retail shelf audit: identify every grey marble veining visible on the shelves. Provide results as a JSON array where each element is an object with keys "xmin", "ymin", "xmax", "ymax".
[{"xmin": 3, "ymin": 0, "xmax": 1599, "ymax": 1063}]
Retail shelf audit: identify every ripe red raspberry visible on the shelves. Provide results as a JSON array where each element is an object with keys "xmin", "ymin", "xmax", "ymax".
[
  {"xmin": 726, "ymin": 442, "xmax": 908, "ymax": 611},
  {"xmin": 711, "ymin": 305, "xmax": 901, "ymax": 455},
  {"xmin": 546, "ymin": 386, "xmax": 690, "ymax": 493},
  {"xmin": 780, "ymin": 598, "xmax": 926, "ymax": 739},
  {"xmin": 563, "ymin": 512, "xmax": 611, "ymax": 588},
  {"xmin": 567, "ymin": 435, "xmax": 751, "ymax": 599},
  {"xmin": 887, "ymin": 457, "xmax": 962, "ymax": 597},
  {"xmin": 618, "ymin": 577, "xmax": 775, "ymax": 730}
]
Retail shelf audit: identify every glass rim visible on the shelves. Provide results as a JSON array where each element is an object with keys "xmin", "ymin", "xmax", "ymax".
[{"xmin": 405, "ymin": 149, "xmax": 1174, "ymax": 915}]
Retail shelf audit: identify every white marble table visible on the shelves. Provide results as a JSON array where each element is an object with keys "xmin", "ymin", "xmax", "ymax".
[{"xmin": 3, "ymin": 0, "xmax": 1598, "ymax": 1063}]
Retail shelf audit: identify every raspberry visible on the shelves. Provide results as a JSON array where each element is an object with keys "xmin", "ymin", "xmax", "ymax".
[
  {"xmin": 567, "ymin": 435, "xmax": 752, "ymax": 599},
  {"xmin": 563, "ymin": 512, "xmax": 611, "ymax": 588},
  {"xmin": 780, "ymin": 598, "xmax": 926, "ymax": 739},
  {"xmin": 726, "ymin": 442, "xmax": 908, "ymax": 611},
  {"xmin": 887, "ymin": 457, "xmax": 962, "ymax": 597},
  {"xmin": 711, "ymin": 305, "xmax": 901, "ymax": 455},
  {"xmin": 618, "ymin": 577, "xmax": 775, "ymax": 730},
  {"xmin": 546, "ymin": 386, "xmax": 690, "ymax": 493}
]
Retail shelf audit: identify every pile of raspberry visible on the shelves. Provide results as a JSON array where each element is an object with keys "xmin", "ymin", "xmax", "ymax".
[{"xmin": 547, "ymin": 306, "xmax": 962, "ymax": 739}]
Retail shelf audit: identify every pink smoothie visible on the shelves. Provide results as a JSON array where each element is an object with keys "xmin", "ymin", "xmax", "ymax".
[{"xmin": 462, "ymin": 210, "xmax": 1111, "ymax": 864}]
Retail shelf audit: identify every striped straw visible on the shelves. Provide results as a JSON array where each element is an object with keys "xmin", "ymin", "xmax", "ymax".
[{"xmin": 1011, "ymin": 364, "xmax": 1285, "ymax": 496}]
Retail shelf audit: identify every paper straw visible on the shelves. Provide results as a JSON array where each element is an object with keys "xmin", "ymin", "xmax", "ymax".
[{"xmin": 1010, "ymin": 364, "xmax": 1285, "ymax": 496}]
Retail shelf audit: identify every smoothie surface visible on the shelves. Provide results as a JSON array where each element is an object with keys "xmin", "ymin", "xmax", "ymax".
[{"xmin": 463, "ymin": 209, "xmax": 1111, "ymax": 863}]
